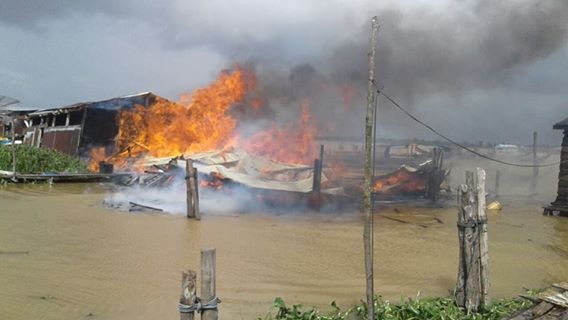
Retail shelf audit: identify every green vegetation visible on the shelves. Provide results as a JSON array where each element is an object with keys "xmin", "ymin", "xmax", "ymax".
[
  {"xmin": 260, "ymin": 295, "xmax": 531, "ymax": 320},
  {"xmin": 0, "ymin": 145, "xmax": 88, "ymax": 174}
]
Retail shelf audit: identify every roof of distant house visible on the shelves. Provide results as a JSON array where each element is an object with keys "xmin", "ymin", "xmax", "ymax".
[{"xmin": 554, "ymin": 116, "xmax": 568, "ymax": 130}]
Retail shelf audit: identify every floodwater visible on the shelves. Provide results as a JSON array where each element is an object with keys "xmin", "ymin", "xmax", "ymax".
[{"xmin": 1, "ymin": 181, "xmax": 568, "ymax": 320}]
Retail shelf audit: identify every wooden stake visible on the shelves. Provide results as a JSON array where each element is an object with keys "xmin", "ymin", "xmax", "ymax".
[
  {"xmin": 201, "ymin": 248, "xmax": 218, "ymax": 320},
  {"xmin": 186, "ymin": 159, "xmax": 200, "ymax": 220},
  {"xmin": 180, "ymin": 270, "xmax": 197, "ymax": 320},
  {"xmin": 186, "ymin": 159, "xmax": 195, "ymax": 219},
  {"xmin": 363, "ymin": 16, "xmax": 379, "ymax": 319},
  {"xmin": 191, "ymin": 165, "xmax": 200, "ymax": 220}
]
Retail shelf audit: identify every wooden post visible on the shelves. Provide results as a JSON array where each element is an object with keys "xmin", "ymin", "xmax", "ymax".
[
  {"xmin": 186, "ymin": 159, "xmax": 200, "ymax": 220},
  {"xmin": 191, "ymin": 165, "xmax": 200, "ymax": 220},
  {"xmin": 476, "ymin": 168, "xmax": 489, "ymax": 306},
  {"xmin": 494, "ymin": 170, "xmax": 500, "ymax": 198},
  {"xmin": 201, "ymin": 248, "xmax": 218, "ymax": 320},
  {"xmin": 312, "ymin": 159, "xmax": 321, "ymax": 195},
  {"xmin": 186, "ymin": 159, "xmax": 195, "ymax": 219},
  {"xmin": 363, "ymin": 16, "xmax": 379, "ymax": 320},
  {"xmin": 456, "ymin": 168, "xmax": 489, "ymax": 312},
  {"xmin": 531, "ymin": 131, "xmax": 538, "ymax": 194},
  {"xmin": 179, "ymin": 270, "xmax": 197, "ymax": 320},
  {"xmin": 10, "ymin": 119, "xmax": 17, "ymax": 181}
]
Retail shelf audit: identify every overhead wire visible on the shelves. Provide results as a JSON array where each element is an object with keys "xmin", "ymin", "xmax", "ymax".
[{"xmin": 372, "ymin": 81, "xmax": 562, "ymax": 168}]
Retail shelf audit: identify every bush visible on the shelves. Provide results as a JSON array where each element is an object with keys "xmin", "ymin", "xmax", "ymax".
[
  {"xmin": 0, "ymin": 145, "xmax": 88, "ymax": 174},
  {"xmin": 260, "ymin": 295, "xmax": 531, "ymax": 320}
]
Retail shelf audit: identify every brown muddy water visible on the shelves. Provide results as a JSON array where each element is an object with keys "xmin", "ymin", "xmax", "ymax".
[{"xmin": 1, "ymin": 182, "xmax": 568, "ymax": 320}]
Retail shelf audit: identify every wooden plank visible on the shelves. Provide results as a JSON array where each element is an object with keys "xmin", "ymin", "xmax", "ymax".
[
  {"xmin": 552, "ymin": 282, "xmax": 568, "ymax": 291},
  {"xmin": 180, "ymin": 270, "xmax": 197, "ymax": 320}
]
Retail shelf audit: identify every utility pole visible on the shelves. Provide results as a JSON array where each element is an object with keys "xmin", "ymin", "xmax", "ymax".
[
  {"xmin": 363, "ymin": 16, "xmax": 379, "ymax": 320},
  {"xmin": 531, "ymin": 131, "xmax": 538, "ymax": 194}
]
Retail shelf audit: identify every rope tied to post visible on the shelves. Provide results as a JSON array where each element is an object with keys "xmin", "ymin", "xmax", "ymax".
[
  {"xmin": 178, "ymin": 297, "xmax": 221, "ymax": 313},
  {"xmin": 457, "ymin": 218, "xmax": 487, "ymax": 229}
]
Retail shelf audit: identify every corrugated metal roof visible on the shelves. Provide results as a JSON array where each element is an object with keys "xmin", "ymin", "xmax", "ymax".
[
  {"xmin": 554, "ymin": 117, "xmax": 568, "ymax": 130},
  {"xmin": 28, "ymin": 92, "xmax": 162, "ymax": 116}
]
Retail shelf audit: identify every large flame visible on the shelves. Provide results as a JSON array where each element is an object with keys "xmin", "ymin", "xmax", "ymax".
[
  {"xmin": 116, "ymin": 67, "xmax": 255, "ymax": 158},
  {"xmin": 90, "ymin": 67, "xmax": 318, "ymax": 170}
]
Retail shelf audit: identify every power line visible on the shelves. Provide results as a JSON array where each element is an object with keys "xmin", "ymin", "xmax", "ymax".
[{"xmin": 374, "ymin": 83, "xmax": 561, "ymax": 168}]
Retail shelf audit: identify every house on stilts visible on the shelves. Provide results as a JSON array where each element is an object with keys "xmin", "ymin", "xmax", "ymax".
[{"xmin": 544, "ymin": 116, "xmax": 568, "ymax": 216}]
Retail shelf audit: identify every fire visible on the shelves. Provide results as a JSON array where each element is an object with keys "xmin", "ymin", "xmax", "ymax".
[
  {"xmin": 116, "ymin": 67, "xmax": 255, "ymax": 158},
  {"xmin": 89, "ymin": 66, "xmax": 320, "ymax": 171},
  {"xmin": 373, "ymin": 169, "xmax": 427, "ymax": 195},
  {"xmin": 240, "ymin": 99, "xmax": 316, "ymax": 164}
]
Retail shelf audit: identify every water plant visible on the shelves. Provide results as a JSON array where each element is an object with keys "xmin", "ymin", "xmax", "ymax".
[
  {"xmin": 260, "ymin": 295, "xmax": 531, "ymax": 320},
  {"xmin": 0, "ymin": 145, "xmax": 88, "ymax": 174}
]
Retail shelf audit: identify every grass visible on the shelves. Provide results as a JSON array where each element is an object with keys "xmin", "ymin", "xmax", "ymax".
[
  {"xmin": 259, "ymin": 295, "xmax": 532, "ymax": 320},
  {"xmin": 0, "ymin": 145, "xmax": 88, "ymax": 174}
]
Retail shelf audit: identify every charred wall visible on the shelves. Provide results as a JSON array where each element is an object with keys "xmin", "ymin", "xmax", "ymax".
[{"xmin": 78, "ymin": 108, "xmax": 120, "ymax": 156}]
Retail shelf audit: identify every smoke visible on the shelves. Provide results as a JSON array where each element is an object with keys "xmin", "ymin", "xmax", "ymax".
[{"xmin": 1, "ymin": 0, "xmax": 567, "ymax": 143}]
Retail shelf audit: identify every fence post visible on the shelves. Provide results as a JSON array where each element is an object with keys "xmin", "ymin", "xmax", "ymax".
[
  {"xmin": 456, "ymin": 168, "xmax": 489, "ymax": 312},
  {"xmin": 201, "ymin": 248, "xmax": 218, "ymax": 320},
  {"xmin": 179, "ymin": 270, "xmax": 197, "ymax": 320},
  {"xmin": 475, "ymin": 168, "xmax": 489, "ymax": 306}
]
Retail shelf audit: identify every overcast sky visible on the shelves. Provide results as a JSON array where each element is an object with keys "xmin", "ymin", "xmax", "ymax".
[{"xmin": 0, "ymin": 0, "xmax": 567, "ymax": 144}]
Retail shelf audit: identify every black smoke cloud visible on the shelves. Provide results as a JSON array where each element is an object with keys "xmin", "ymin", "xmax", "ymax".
[{"xmin": 1, "ymin": 0, "xmax": 567, "ymax": 143}]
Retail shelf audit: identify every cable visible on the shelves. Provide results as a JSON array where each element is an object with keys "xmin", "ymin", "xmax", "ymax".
[{"xmin": 373, "ymin": 83, "xmax": 561, "ymax": 168}]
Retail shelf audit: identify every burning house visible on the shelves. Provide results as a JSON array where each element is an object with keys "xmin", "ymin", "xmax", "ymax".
[
  {"xmin": 22, "ymin": 92, "xmax": 174, "ymax": 157},
  {"xmin": 545, "ymin": 116, "xmax": 568, "ymax": 216}
]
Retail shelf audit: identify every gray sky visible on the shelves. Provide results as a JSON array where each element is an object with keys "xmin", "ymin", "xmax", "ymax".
[{"xmin": 0, "ymin": 0, "xmax": 566, "ymax": 144}]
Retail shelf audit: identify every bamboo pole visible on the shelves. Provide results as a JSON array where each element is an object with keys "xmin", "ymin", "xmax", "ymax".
[
  {"xmin": 363, "ymin": 16, "xmax": 379, "ymax": 319},
  {"xmin": 191, "ymin": 165, "xmax": 200, "ymax": 220},
  {"xmin": 201, "ymin": 248, "xmax": 218, "ymax": 320},
  {"xmin": 179, "ymin": 270, "xmax": 197, "ymax": 320}
]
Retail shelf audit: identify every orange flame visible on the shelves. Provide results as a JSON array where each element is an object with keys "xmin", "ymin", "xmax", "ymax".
[
  {"xmin": 373, "ymin": 169, "xmax": 427, "ymax": 194},
  {"xmin": 240, "ymin": 99, "xmax": 316, "ymax": 164},
  {"xmin": 89, "ymin": 66, "xmax": 320, "ymax": 170},
  {"xmin": 116, "ymin": 67, "xmax": 255, "ymax": 158}
]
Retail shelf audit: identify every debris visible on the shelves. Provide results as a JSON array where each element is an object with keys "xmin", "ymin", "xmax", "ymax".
[
  {"xmin": 487, "ymin": 201, "xmax": 502, "ymax": 211},
  {"xmin": 128, "ymin": 201, "xmax": 164, "ymax": 212}
]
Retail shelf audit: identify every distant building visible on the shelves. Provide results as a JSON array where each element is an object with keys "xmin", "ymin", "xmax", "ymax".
[
  {"xmin": 545, "ymin": 116, "xmax": 568, "ymax": 216},
  {"xmin": 22, "ymin": 92, "xmax": 173, "ymax": 156}
]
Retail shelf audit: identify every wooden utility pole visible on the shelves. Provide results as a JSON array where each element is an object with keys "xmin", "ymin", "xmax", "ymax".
[
  {"xmin": 531, "ymin": 131, "xmax": 538, "ymax": 194},
  {"xmin": 494, "ymin": 170, "xmax": 500, "ymax": 198},
  {"xmin": 363, "ymin": 16, "xmax": 379, "ymax": 320},
  {"xmin": 456, "ymin": 168, "xmax": 489, "ymax": 312}
]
